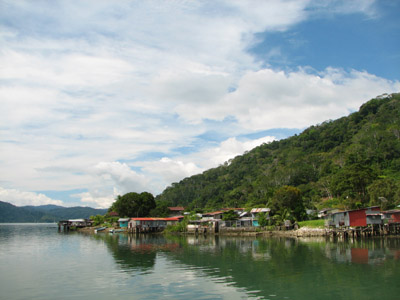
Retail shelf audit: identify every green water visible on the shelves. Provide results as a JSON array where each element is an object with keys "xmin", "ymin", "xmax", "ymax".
[{"xmin": 1, "ymin": 224, "xmax": 400, "ymax": 299}]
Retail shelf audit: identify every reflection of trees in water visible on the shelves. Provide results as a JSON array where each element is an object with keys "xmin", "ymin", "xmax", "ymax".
[
  {"xmin": 91, "ymin": 233, "xmax": 181, "ymax": 274},
  {"xmin": 163, "ymin": 235, "xmax": 400, "ymax": 300},
  {"xmin": 88, "ymin": 233, "xmax": 400, "ymax": 299}
]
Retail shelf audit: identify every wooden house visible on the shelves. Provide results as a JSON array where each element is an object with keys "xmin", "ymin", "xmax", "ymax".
[
  {"xmin": 168, "ymin": 207, "xmax": 185, "ymax": 217},
  {"xmin": 250, "ymin": 208, "xmax": 270, "ymax": 226},
  {"xmin": 382, "ymin": 210, "xmax": 400, "ymax": 224},
  {"xmin": 201, "ymin": 211, "xmax": 225, "ymax": 220},
  {"xmin": 366, "ymin": 211, "xmax": 383, "ymax": 225},
  {"xmin": 118, "ymin": 218, "xmax": 130, "ymax": 228},
  {"xmin": 129, "ymin": 217, "xmax": 182, "ymax": 232},
  {"xmin": 329, "ymin": 206, "xmax": 380, "ymax": 228},
  {"xmin": 69, "ymin": 219, "xmax": 92, "ymax": 227}
]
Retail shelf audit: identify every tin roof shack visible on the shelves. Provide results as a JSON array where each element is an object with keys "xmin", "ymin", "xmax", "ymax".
[
  {"xmin": 201, "ymin": 211, "xmax": 225, "ymax": 221},
  {"xmin": 329, "ymin": 207, "xmax": 380, "ymax": 228},
  {"xmin": 69, "ymin": 219, "xmax": 92, "ymax": 227},
  {"xmin": 250, "ymin": 208, "xmax": 270, "ymax": 227},
  {"xmin": 129, "ymin": 218, "xmax": 166, "ymax": 233},
  {"xmin": 168, "ymin": 207, "xmax": 185, "ymax": 217},
  {"xmin": 129, "ymin": 217, "xmax": 182, "ymax": 233},
  {"xmin": 118, "ymin": 218, "xmax": 130, "ymax": 228},
  {"xmin": 318, "ymin": 208, "xmax": 341, "ymax": 218},
  {"xmin": 165, "ymin": 217, "xmax": 182, "ymax": 225},
  {"xmin": 366, "ymin": 211, "xmax": 383, "ymax": 225},
  {"xmin": 382, "ymin": 210, "xmax": 400, "ymax": 224},
  {"xmin": 187, "ymin": 219, "xmax": 217, "ymax": 234}
]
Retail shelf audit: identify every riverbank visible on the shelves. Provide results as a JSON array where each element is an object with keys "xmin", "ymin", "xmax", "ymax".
[
  {"xmin": 75, "ymin": 225, "xmax": 327, "ymax": 237},
  {"xmin": 214, "ymin": 226, "xmax": 328, "ymax": 237}
]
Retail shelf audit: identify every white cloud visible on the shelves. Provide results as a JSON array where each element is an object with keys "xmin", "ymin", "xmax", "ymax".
[
  {"xmin": 141, "ymin": 157, "xmax": 203, "ymax": 187},
  {"xmin": 72, "ymin": 189, "xmax": 118, "ymax": 210},
  {"xmin": 0, "ymin": 187, "xmax": 63, "ymax": 207},
  {"xmin": 94, "ymin": 161, "xmax": 149, "ymax": 194},
  {"xmin": 177, "ymin": 67, "xmax": 400, "ymax": 129},
  {"xmin": 194, "ymin": 136, "xmax": 276, "ymax": 170}
]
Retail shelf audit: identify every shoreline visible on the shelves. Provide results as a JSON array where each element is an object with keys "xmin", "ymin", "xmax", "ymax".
[{"xmin": 76, "ymin": 226, "xmax": 328, "ymax": 237}]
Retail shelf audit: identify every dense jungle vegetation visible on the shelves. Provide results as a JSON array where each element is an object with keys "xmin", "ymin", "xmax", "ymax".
[{"xmin": 155, "ymin": 94, "xmax": 400, "ymax": 220}]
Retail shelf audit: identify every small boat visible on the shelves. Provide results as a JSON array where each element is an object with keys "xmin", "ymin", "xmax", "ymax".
[
  {"xmin": 94, "ymin": 227, "xmax": 107, "ymax": 233},
  {"xmin": 109, "ymin": 228, "xmax": 124, "ymax": 233}
]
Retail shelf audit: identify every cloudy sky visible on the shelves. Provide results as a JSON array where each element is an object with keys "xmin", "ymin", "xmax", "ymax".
[{"xmin": 1, "ymin": 0, "xmax": 399, "ymax": 208}]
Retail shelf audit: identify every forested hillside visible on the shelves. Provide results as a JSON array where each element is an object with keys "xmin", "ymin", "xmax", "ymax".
[{"xmin": 156, "ymin": 94, "xmax": 400, "ymax": 218}]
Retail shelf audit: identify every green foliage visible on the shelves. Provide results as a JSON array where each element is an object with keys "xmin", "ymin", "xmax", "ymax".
[
  {"xmin": 149, "ymin": 200, "xmax": 171, "ymax": 217},
  {"xmin": 270, "ymin": 186, "xmax": 305, "ymax": 221},
  {"xmin": 367, "ymin": 177, "xmax": 400, "ymax": 210},
  {"xmin": 257, "ymin": 212, "xmax": 268, "ymax": 227},
  {"xmin": 155, "ymin": 94, "xmax": 400, "ymax": 219},
  {"xmin": 90, "ymin": 214, "xmax": 105, "ymax": 226},
  {"xmin": 222, "ymin": 210, "xmax": 239, "ymax": 221},
  {"xmin": 109, "ymin": 192, "xmax": 156, "ymax": 217}
]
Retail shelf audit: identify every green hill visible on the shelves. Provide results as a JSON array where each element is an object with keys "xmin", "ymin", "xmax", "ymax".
[
  {"xmin": 156, "ymin": 93, "xmax": 400, "ymax": 218},
  {"xmin": 0, "ymin": 201, "xmax": 107, "ymax": 223},
  {"xmin": 0, "ymin": 201, "xmax": 48, "ymax": 222}
]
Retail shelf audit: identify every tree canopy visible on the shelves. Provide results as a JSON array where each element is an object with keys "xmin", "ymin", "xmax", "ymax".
[{"xmin": 109, "ymin": 192, "xmax": 156, "ymax": 217}]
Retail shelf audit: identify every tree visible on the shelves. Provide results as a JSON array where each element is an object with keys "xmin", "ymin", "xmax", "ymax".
[
  {"xmin": 149, "ymin": 200, "xmax": 171, "ymax": 217},
  {"xmin": 368, "ymin": 178, "xmax": 400, "ymax": 210},
  {"xmin": 257, "ymin": 212, "xmax": 268, "ymax": 227},
  {"xmin": 270, "ymin": 186, "xmax": 305, "ymax": 221},
  {"xmin": 109, "ymin": 192, "xmax": 156, "ymax": 217},
  {"xmin": 222, "ymin": 210, "xmax": 239, "ymax": 221}
]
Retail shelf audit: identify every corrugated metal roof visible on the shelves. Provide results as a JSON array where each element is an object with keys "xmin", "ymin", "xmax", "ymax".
[
  {"xmin": 250, "ymin": 208, "xmax": 270, "ymax": 213},
  {"xmin": 130, "ymin": 217, "xmax": 182, "ymax": 221},
  {"xmin": 203, "ymin": 211, "xmax": 224, "ymax": 216},
  {"xmin": 168, "ymin": 207, "xmax": 185, "ymax": 211}
]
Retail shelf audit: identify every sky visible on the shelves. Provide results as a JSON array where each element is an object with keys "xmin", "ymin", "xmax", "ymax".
[{"xmin": 1, "ymin": 0, "xmax": 399, "ymax": 208}]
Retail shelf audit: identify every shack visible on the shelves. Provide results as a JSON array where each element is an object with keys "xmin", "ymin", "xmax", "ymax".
[
  {"xmin": 167, "ymin": 207, "xmax": 185, "ymax": 217},
  {"xmin": 329, "ymin": 206, "xmax": 380, "ymax": 228},
  {"xmin": 366, "ymin": 211, "xmax": 382, "ymax": 225},
  {"xmin": 201, "ymin": 211, "xmax": 225, "ymax": 221},
  {"xmin": 118, "ymin": 218, "xmax": 130, "ymax": 228},
  {"xmin": 382, "ymin": 210, "xmax": 400, "ymax": 224},
  {"xmin": 58, "ymin": 219, "xmax": 92, "ymax": 231},
  {"xmin": 129, "ymin": 217, "xmax": 182, "ymax": 233}
]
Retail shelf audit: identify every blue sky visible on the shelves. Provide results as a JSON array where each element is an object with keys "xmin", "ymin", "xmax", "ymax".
[{"xmin": 0, "ymin": 0, "xmax": 399, "ymax": 208}]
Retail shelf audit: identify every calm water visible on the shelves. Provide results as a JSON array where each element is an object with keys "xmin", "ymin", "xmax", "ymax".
[{"xmin": 1, "ymin": 224, "xmax": 400, "ymax": 300}]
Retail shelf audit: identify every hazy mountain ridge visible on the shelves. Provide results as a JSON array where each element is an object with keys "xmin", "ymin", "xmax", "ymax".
[{"xmin": 0, "ymin": 201, "xmax": 107, "ymax": 223}]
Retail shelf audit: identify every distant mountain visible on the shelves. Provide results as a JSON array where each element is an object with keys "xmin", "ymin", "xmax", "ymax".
[
  {"xmin": 0, "ymin": 201, "xmax": 47, "ymax": 223},
  {"xmin": 0, "ymin": 201, "xmax": 107, "ymax": 223}
]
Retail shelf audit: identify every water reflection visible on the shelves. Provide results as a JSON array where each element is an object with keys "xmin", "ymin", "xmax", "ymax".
[
  {"xmin": 323, "ymin": 238, "xmax": 400, "ymax": 265},
  {"xmin": 93, "ymin": 233, "xmax": 400, "ymax": 300},
  {"xmin": 92, "ymin": 233, "xmax": 182, "ymax": 275}
]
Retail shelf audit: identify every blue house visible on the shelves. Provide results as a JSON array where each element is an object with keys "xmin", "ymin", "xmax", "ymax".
[{"xmin": 118, "ymin": 218, "xmax": 130, "ymax": 228}]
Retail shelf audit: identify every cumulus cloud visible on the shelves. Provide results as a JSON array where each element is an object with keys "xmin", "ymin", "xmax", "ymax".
[
  {"xmin": 141, "ymin": 157, "xmax": 203, "ymax": 186},
  {"xmin": 194, "ymin": 136, "xmax": 276, "ymax": 170},
  {"xmin": 173, "ymin": 67, "xmax": 399, "ymax": 128},
  {"xmin": 72, "ymin": 189, "xmax": 119, "ymax": 209},
  {"xmin": 94, "ymin": 161, "xmax": 150, "ymax": 194},
  {"xmin": 0, "ymin": 187, "xmax": 63, "ymax": 207}
]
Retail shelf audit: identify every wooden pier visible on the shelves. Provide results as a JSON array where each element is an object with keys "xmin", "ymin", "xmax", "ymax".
[{"xmin": 327, "ymin": 223, "xmax": 400, "ymax": 239}]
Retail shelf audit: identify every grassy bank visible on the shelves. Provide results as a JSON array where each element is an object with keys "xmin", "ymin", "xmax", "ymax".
[{"xmin": 298, "ymin": 219, "xmax": 325, "ymax": 228}]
